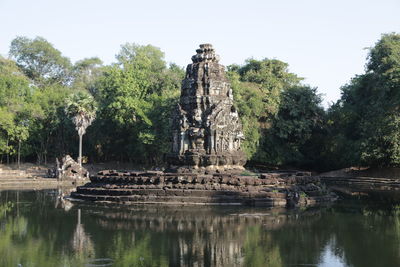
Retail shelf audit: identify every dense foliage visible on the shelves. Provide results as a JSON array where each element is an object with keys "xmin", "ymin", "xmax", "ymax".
[
  {"xmin": 1, "ymin": 33, "xmax": 399, "ymax": 171},
  {"xmin": 325, "ymin": 33, "xmax": 400, "ymax": 168},
  {"xmin": 228, "ymin": 60, "xmax": 323, "ymax": 168}
]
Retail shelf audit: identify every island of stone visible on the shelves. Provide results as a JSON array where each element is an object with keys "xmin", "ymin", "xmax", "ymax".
[{"xmin": 71, "ymin": 44, "xmax": 336, "ymax": 207}]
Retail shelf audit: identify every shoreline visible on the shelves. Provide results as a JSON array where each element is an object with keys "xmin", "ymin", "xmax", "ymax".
[{"xmin": 0, "ymin": 177, "xmax": 87, "ymax": 190}]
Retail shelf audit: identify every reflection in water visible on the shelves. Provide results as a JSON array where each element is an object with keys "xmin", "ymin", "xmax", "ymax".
[
  {"xmin": 72, "ymin": 209, "xmax": 94, "ymax": 260},
  {"xmin": 0, "ymin": 190, "xmax": 399, "ymax": 267},
  {"xmin": 55, "ymin": 188, "xmax": 74, "ymax": 211},
  {"xmin": 319, "ymin": 240, "xmax": 346, "ymax": 267}
]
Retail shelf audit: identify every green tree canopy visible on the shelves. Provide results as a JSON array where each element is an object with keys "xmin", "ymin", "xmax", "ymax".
[
  {"xmin": 329, "ymin": 33, "xmax": 400, "ymax": 167},
  {"xmin": 65, "ymin": 91, "xmax": 97, "ymax": 136},
  {"xmin": 228, "ymin": 58, "xmax": 304, "ymax": 163},
  {"xmin": 267, "ymin": 85, "xmax": 325, "ymax": 167},
  {"xmin": 9, "ymin": 36, "xmax": 72, "ymax": 87},
  {"xmin": 93, "ymin": 44, "xmax": 183, "ymax": 163},
  {"xmin": 71, "ymin": 57, "xmax": 103, "ymax": 95},
  {"xmin": 0, "ymin": 56, "xmax": 34, "ymax": 163}
]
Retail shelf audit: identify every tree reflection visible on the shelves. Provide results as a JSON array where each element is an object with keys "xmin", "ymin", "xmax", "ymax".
[
  {"xmin": 0, "ymin": 191, "xmax": 91, "ymax": 267},
  {"xmin": 71, "ymin": 209, "xmax": 94, "ymax": 259},
  {"xmin": 0, "ymin": 191, "xmax": 399, "ymax": 267},
  {"xmin": 243, "ymin": 226, "xmax": 282, "ymax": 267}
]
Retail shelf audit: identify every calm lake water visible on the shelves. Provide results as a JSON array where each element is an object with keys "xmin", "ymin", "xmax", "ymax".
[{"xmin": 0, "ymin": 189, "xmax": 399, "ymax": 267}]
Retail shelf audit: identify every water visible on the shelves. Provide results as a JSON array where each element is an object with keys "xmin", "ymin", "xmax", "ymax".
[{"xmin": 0, "ymin": 190, "xmax": 399, "ymax": 267}]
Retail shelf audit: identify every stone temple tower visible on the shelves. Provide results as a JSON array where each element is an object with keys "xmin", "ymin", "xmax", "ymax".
[{"xmin": 167, "ymin": 44, "xmax": 246, "ymax": 172}]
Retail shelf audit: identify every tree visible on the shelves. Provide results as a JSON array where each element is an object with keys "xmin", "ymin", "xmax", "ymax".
[
  {"xmin": 237, "ymin": 58, "xmax": 302, "ymax": 122},
  {"xmin": 71, "ymin": 57, "xmax": 103, "ymax": 95},
  {"xmin": 228, "ymin": 58, "xmax": 303, "ymax": 163},
  {"xmin": 116, "ymin": 43, "xmax": 168, "ymax": 95},
  {"xmin": 0, "ymin": 57, "xmax": 32, "ymax": 165},
  {"xmin": 228, "ymin": 71, "xmax": 264, "ymax": 158},
  {"xmin": 329, "ymin": 33, "xmax": 400, "ymax": 167},
  {"xmin": 13, "ymin": 124, "xmax": 30, "ymax": 168},
  {"xmin": 27, "ymin": 84, "xmax": 72, "ymax": 164},
  {"xmin": 9, "ymin": 36, "xmax": 72, "ymax": 87},
  {"xmin": 267, "ymin": 85, "xmax": 325, "ymax": 167},
  {"xmin": 93, "ymin": 44, "xmax": 183, "ymax": 164},
  {"xmin": 7, "ymin": 37, "xmax": 78, "ymax": 164},
  {"xmin": 65, "ymin": 91, "xmax": 97, "ymax": 166}
]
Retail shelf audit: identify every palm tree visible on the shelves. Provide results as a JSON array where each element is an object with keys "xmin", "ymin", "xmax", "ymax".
[{"xmin": 65, "ymin": 91, "xmax": 97, "ymax": 166}]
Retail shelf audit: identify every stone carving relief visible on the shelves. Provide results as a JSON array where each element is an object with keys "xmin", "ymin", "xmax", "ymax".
[{"xmin": 167, "ymin": 44, "xmax": 246, "ymax": 172}]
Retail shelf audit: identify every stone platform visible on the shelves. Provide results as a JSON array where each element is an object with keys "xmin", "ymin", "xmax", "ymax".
[
  {"xmin": 319, "ymin": 175, "xmax": 400, "ymax": 200},
  {"xmin": 71, "ymin": 170, "xmax": 337, "ymax": 207}
]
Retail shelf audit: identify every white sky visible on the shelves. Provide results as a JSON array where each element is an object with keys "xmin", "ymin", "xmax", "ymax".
[{"xmin": 1, "ymin": 0, "xmax": 399, "ymax": 106}]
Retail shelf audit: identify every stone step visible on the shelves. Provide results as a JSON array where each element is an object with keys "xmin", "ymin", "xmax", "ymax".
[
  {"xmin": 322, "ymin": 179, "xmax": 400, "ymax": 185},
  {"xmin": 320, "ymin": 176, "xmax": 400, "ymax": 182},
  {"xmin": 76, "ymin": 187, "xmax": 283, "ymax": 198},
  {"xmin": 0, "ymin": 178, "xmax": 49, "ymax": 182},
  {"xmin": 70, "ymin": 193, "xmax": 277, "ymax": 206},
  {"xmin": 0, "ymin": 179, "xmax": 37, "ymax": 183},
  {"xmin": 323, "ymin": 179, "xmax": 400, "ymax": 184},
  {"xmin": 0, "ymin": 175, "xmax": 46, "ymax": 179},
  {"xmin": 0, "ymin": 183, "xmax": 58, "ymax": 186},
  {"xmin": 320, "ymin": 178, "xmax": 400, "ymax": 186},
  {"xmin": 0, "ymin": 170, "xmax": 26, "ymax": 175}
]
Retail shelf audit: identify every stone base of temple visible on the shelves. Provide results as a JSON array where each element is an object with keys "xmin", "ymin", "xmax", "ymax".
[
  {"xmin": 166, "ymin": 150, "xmax": 247, "ymax": 173},
  {"xmin": 70, "ymin": 170, "xmax": 337, "ymax": 207},
  {"xmin": 169, "ymin": 165, "xmax": 245, "ymax": 175}
]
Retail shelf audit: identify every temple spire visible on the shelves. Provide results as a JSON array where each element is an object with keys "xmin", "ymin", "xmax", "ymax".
[
  {"xmin": 167, "ymin": 44, "xmax": 246, "ymax": 173},
  {"xmin": 191, "ymin": 44, "xmax": 220, "ymax": 63}
]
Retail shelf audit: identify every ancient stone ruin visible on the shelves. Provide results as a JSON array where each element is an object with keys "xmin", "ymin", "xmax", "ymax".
[
  {"xmin": 167, "ymin": 44, "xmax": 246, "ymax": 172},
  {"xmin": 48, "ymin": 155, "xmax": 88, "ymax": 180},
  {"xmin": 70, "ymin": 170, "xmax": 336, "ymax": 207},
  {"xmin": 70, "ymin": 44, "xmax": 337, "ymax": 207}
]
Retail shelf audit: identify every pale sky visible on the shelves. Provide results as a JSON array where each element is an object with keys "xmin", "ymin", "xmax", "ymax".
[{"xmin": 1, "ymin": 0, "xmax": 399, "ymax": 106}]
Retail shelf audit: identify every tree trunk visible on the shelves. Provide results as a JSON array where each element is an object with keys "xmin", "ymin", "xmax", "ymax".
[
  {"xmin": 36, "ymin": 152, "xmax": 41, "ymax": 165},
  {"xmin": 6, "ymin": 138, "xmax": 9, "ymax": 165},
  {"xmin": 78, "ymin": 133, "xmax": 83, "ymax": 167},
  {"xmin": 18, "ymin": 140, "xmax": 21, "ymax": 169}
]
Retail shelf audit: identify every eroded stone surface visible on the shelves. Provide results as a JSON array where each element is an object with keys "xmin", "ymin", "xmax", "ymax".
[
  {"xmin": 48, "ymin": 155, "xmax": 88, "ymax": 180},
  {"xmin": 71, "ymin": 170, "xmax": 337, "ymax": 207},
  {"xmin": 167, "ymin": 44, "xmax": 246, "ymax": 172}
]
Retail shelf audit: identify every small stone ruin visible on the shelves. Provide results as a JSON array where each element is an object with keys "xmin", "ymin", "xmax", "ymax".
[
  {"xmin": 48, "ymin": 155, "xmax": 88, "ymax": 180},
  {"xmin": 167, "ymin": 44, "xmax": 246, "ymax": 172}
]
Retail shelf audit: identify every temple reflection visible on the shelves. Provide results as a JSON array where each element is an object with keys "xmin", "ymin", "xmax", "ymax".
[
  {"xmin": 0, "ymin": 190, "xmax": 399, "ymax": 267},
  {"xmin": 81, "ymin": 205, "xmax": 320, "ymax": 267}
]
